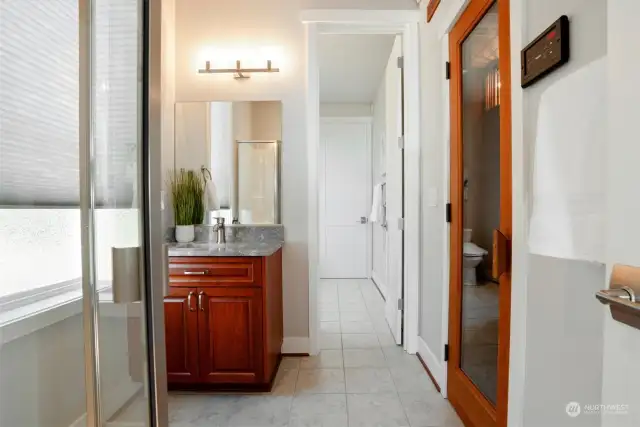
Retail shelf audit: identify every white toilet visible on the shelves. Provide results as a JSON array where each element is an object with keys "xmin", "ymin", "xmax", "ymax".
[{"xmin": 463, "ymin": 229, "xmax": 488, "ymax": 286}]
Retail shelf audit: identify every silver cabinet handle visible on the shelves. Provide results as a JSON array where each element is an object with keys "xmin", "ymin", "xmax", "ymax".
[
  {"xmin": 184, "ymin": 270, "xmax": 208, "ymax": 275},
  {"xmin": 198, "ymin": 291, "xmax": 205, "ymax": 311},
  {"xmin": 187, "ymin": 291, "xmax": 196, "ymax": 312}
]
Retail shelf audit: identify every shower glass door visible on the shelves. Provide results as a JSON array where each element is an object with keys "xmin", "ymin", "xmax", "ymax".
[
  {"xmin": 0, "ymin": 1, "xmax": 166, "ymax": 426},
  {"xmin": 80, "ymin": 0, "xmax": 167, "ymax": 425}
]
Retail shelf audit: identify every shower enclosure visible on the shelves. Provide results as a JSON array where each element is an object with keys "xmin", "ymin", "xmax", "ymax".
[{"xmin": 0, "ymin": 1, "xmax": 167, "ymax": 426}]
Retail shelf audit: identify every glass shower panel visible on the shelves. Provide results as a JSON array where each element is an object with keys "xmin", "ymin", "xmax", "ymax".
[
  {"xmin": 91, "ymin": 0, "xmax": 152, "ymax": 425},
  {"xmin": 459, "ymin": 2, "xmax": 501, "ymax": 405},
  {"xmin": 237, "ymin": 141, "xmax": 280, "ymax": 224}
]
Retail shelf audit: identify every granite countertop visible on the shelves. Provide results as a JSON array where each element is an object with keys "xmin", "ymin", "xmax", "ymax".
[{"xmin": 167, "ymin": 241, "xmax": 283, "ymax": 257}]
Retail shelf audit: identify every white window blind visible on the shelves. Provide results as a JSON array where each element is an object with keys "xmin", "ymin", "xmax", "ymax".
[{"xmin": 0, "ymin": 0, "xmax": 138, "ymax": 207}]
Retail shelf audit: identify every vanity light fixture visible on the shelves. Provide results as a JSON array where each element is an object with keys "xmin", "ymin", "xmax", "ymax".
[{"xmin": 198, "ymin": 59, "xmax": 280, "ymax": 79}]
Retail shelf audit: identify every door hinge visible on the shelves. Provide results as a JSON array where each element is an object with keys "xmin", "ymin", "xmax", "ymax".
[
  {"xmin": 397, "ymin": 298, "xmax": 404, "ymax": 311},
  {"xmin": 444, "ymin": 344, "xmax": 449, "ymax": 362},
  {"xmin": 397, "ymin": 56, "xmax": 404, "ymax": 69},
  {"xmin": 397, "ymin": 135, "xmax": 405, "ymax": 150},
  {"xmin": 445, "ymin": 203, "xmax": 452, "ymax": 223},
  {"xmin": 397, "ymin": 217, "xmax": 405, "ymax": 231},
  {"xmin": 445, "ymin": 61, "xmax": 451, "ymax": 80}
]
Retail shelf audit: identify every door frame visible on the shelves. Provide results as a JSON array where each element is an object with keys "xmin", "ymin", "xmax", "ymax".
[
  {"xmin": 303, "ymin": 9, "xmax": 422, "ymax": 355},
  {"xmin": 318, "ymin": 116, "xmax": 373, "ymax": 279},
  {"xmin": 446, "ymin": 0, "xmax": 512, "ymax": 426}
]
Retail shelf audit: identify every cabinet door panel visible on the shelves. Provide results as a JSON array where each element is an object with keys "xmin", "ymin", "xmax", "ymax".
[
  {"xmin": 198, "ymin": 287, "xmax": 263, "ymax": 383},
  {"xmin": 165, "ymin": 288, "xmax": 199, "ymax": 384}
]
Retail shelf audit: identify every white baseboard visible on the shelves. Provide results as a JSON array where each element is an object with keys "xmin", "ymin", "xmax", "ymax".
[
  {"xmin": 418, "ymin": 336, "xmax": 447, "ymax": 397},
  {"xmin": 371, "ymin": 270, "xmax": 387, "ymax": 300},
  {"xmin": 282, "ymin": 337, "xmax": 310, "ymax": 354},
  {"xmin": 69, "ymin": 381, "xmax": 141, "ymax": 427}
]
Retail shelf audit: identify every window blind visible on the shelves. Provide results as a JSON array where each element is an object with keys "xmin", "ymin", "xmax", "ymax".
[{"xmin": 0, "ymin": 0, "xmax": 139, "ymax": 207}]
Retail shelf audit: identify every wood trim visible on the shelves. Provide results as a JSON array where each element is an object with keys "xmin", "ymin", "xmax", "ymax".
[
  {"xmin": 426, "ymin": 0, "xmax": 442, "ymax": 22},
  {"xmin": 447, "ymin": 1, "xmax": 512, "ymax": 427},
  {"xmin": 281, "ymin": 353, "xmax": 310, "ymax": 357},
  {"xmin": 416, "ymin": 353, "xmax": 441, "ymax": 393},
  {"xmin": 263, "ymin": 249, "xmax": 284, "ymax": 383},
  {"xmin": 496, "ymin": 0, "xmax": 512, "ymax": 425}
]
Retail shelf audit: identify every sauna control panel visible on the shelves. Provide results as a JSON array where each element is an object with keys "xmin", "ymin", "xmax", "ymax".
[{"xmin": 521, "ymin": 15, "xmax": 570, "ymax": 88}]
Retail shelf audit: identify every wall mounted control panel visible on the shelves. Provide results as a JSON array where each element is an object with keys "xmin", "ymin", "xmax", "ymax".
[{"xmin": 521, "ymin": 15, "xmax": 570, "ymax": 88}]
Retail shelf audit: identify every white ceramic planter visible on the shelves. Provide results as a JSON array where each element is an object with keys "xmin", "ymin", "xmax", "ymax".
[{"xmin": 175, "ymin": 225, "xmax": 195, "ymax": 243}]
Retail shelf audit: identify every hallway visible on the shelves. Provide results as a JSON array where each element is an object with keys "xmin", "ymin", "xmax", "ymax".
[{"xmin": 110, "ymin": 279, "xmax": 463, "ymax": 427}]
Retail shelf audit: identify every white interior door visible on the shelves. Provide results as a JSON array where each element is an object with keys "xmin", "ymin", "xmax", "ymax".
[
  {"xmin": 385, "ymin": 36, "xmax": 404, "ymax": 344},
  {"xmin": 319, "ymin": 118, "xmax": 371, "ymax": 278}
]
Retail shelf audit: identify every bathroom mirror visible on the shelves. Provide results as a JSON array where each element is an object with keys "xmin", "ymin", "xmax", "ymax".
[{"xmin": 174, "ymin": 101, "xmax": 282, "ymax": 224}]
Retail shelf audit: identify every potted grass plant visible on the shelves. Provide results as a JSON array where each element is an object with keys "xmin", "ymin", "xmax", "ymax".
[{"xmin": 170, "ymin": 169, "xmax": 206, "ymax": 243}]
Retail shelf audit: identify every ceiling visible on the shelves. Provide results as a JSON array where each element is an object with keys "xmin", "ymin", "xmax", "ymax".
[{"xmin": 319, "ymin": 34, "xmax": 396, "ymax": 104}]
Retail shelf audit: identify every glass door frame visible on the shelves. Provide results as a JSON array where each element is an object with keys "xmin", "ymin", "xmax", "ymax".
[
  {"xmin": 446, "ymin": 0, "xmax": 512, "ymax": 426},
  {"xmin": 79, "ymin": 0, "xmax": 168, "ymax": 425}
]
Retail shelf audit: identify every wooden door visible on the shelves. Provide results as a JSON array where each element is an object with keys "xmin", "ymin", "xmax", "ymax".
[
  {"xmin": 198, "ymin": 287, "xmax": 263, "ymax": 384},
  {"xmin": 164, "ymin": 288, "xmax": 200, "ymax": 384},
  {"xmin": 448, "ymin": 0, "xmax": 512, "ymax": 427},
  {"xmin": 319, "ymin": 118, "xmax": 371, "ymax": 279}
]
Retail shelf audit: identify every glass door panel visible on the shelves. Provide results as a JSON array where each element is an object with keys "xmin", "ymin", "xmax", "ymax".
[
  {"xmin": 93, "ymin": 0, "xmax": 150, "ymax": 424},
  {"xmin": 81, "ymin": 0, "xmax": 166, "ymax": 425},
  {"xmin": 459, "ymin": 2, "xmax": 501, "ymax": 405}
]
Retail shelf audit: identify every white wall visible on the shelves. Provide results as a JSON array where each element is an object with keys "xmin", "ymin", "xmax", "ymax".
[
  {"xmin": 173, "ymin": 0, "xmax": 418, "ymax": 343},
  {"xmin": 510, "ymin": 2, "xmax": 607, "ymax": 426},
  {"xmin": 418, "ymin": 1, "xmax": 610, "ymax": 421},
  {"xmin": 320, "ymin": 103, "xmax": 371, "ymax": 117},
  {"xmin": 602, "ymin": 0, "xmax": 640, "ymax": 425},
  {"xmin": 417, "ymin": 8, "xmax": 448, "ymax": 389},
  {"xmin": 161, "ymin": 0, "xmax": 176, "ymax": 230},
  {"xmin": 0, "ymin": 310, "xmax": 142, "ymax": 427},
  {"xmin": 174, "ymin": 102, "xmax": 210, "ymax": 172},
  {"xmin": 251, "ymin": 101, "xmax": 283, "ymax": 140}
]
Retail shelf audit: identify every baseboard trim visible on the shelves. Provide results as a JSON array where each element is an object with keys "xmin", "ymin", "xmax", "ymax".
[
  {"xmin": 371, "ymin": 270, "xmax": 387, "ymax": 300},
  {"xmin": 417, "ymin": 353, "xmax": 441, "ymax": 393},
  {"xmin": 282, "ymin": 337, "xmax": 310, "ymax": 354},
  {"xmin": 418, "ymin": 336, "xmax": 446, "ymax": 396}
]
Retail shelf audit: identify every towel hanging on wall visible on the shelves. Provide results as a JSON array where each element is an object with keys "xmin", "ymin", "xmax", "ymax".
[{"xmin": 370, "ymin": 183, "xmax": 383, "ymax": 222}]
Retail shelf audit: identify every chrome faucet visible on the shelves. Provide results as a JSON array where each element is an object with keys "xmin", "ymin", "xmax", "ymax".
[{"xmin": 212, "ymin": 217, "xmax": 226, "ymax": 244}]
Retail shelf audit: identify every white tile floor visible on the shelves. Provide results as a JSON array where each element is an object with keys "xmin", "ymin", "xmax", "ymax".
[{"xmin": 109, "ymin": 279, "xmax": 463, "ymax": 427}]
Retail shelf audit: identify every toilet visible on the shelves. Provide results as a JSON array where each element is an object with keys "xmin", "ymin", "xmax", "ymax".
[{"xmin": 463, "ymin": 229, "xmax": 488, "ymax": 286}]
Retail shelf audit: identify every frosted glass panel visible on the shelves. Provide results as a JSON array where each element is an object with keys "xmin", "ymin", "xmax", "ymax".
[{"xmin": 238, "ymin": 142, "xmax": 279, "ymax": 224}]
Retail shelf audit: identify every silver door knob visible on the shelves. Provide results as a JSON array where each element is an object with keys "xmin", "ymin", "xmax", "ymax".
[{"xmin": 360, "ymin": 216, "xmax": 368, "ymax": 224}]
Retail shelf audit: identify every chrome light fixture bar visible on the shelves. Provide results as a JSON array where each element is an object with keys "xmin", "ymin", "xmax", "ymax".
[{"xmin": 198, "ymin": 59, "xmax": 280, "ymax": 79}]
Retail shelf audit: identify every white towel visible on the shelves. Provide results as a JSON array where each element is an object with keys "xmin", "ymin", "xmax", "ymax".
[
  {"xmin": 370, "ymin": 184, "xmax": 383, "ymax": 222},
  {"xmin": 205, "ymin": 181, "xmax": 219, "ymax": 212}
]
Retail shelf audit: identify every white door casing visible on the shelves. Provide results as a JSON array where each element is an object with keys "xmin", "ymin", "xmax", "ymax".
[
  {"xmin": 304, "ymin": 10, "xmax": 422, "ymax": 357},
  {"xmin": 319, "ymin": 118, "xmax": 371, "ymax": 279},
  {"xmin": 385, "ymin": 35, "xmax": 404, "ymax": 344}
]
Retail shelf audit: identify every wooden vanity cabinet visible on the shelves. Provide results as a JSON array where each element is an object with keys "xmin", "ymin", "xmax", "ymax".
[
  {"xmin": 164, "ymin": 288, "xmax": 199, "ymax": 384},
  {"xmin": 164, "ymin": 249, "xmax": 283, "ymax": 390}
]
